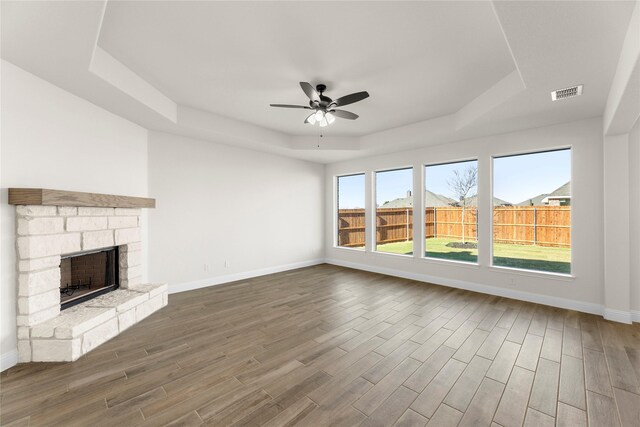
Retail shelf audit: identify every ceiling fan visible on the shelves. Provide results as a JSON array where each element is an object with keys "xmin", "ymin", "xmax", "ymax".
[{"xmin": 270, "ymin": 82, "xmax": 369, "ymax": 127}]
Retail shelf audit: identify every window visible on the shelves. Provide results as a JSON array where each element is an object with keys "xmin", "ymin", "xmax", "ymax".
[
  {"xmin": 375, "ymin": 168, "xmax": 413, "ymax": 255},
  {"xmin": 336, "ymin": 174, "xmax": 365, "ymax": 249},
  {"xmin": 424, "ymin": 160, "xmax": 478, "ymax": 263},
  {"xmin": 492, "ymin": 149, "xmax": 571, "ymax": 274}
]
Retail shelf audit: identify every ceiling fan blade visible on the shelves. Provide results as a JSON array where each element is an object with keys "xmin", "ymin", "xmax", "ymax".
[
  {"xmin": 270, "ymin": 104, "xmax": 311, "ymax": 109},
  {"xmin": 299, "ymin": 82, "xmax": 320, "ymax": 102},
  {"xmin": 331, "ymin": 109, "xmax": 359, "ymax": 120},
  {"xmin": 331, "ymin": 91, "xmax": 369, "ymax": 107}
]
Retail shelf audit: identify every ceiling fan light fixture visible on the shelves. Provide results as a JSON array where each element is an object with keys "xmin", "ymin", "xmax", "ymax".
[
  {"xmin": 270, "ymin": 82, "xmax": 369, "ymax": 127},
  {"xmin": 305, "ymin": 113, "xmax": 316, "ymax": 125},
  {"xmin": 325, "ymin": 112, "xmax": 336, "ymax": 124}
]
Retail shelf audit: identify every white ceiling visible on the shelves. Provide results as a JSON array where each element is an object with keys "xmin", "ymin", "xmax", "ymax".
[
  {"xmin": 98, "ymin": 1, "xmax": 515, "ymax": 136},
  {"xmin": 1, "ymin": 1, "xmax": 636, "ymax": 163}
]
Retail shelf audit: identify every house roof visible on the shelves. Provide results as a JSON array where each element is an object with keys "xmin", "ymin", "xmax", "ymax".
[
  {"xmin": 516, "ymin": 193, "xmax": 549, "ymax": 206},
  {"xmin": 547, "ymin": 181, "xmax": 571, "ymax": 198},
  {"xmin": 381, "ymin": 191, "xmax": 509, "ymax": 208}
]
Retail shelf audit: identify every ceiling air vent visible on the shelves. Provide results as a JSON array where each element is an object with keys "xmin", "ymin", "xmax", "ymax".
[{"xmin": 551, "ymin": 85, "xmax": 583, "ymax": 101}]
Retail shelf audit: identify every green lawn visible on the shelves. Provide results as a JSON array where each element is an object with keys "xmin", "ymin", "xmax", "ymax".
[{"xmin": 376, "ymin": 237, "xmax": 571, "ymax": 274}]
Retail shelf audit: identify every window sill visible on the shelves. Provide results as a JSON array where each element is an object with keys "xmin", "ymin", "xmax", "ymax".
[
  {"xmin": 420, "ymin": 256, "xmax": 480, "ymax": 269},
  {"xmin": 372, "ymin": 250, "xmax": 414, "ymax": 259},
  {"xmin": 333, "ymin": 246, "xmax": 365, "ymax": 253},
  {"xmin": 488, "ymin": 265, "xmax": 574, "ymax": 281}
]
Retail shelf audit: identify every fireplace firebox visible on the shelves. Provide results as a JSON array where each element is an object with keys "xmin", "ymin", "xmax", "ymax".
[{"xmin": 59, "ymin": 247, "xmax": 119, "ymax": 309}]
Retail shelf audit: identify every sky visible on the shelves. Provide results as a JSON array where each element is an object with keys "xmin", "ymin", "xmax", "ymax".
[
  {"xmin": 426, "ymin": 160, "xmax": 477, "ymax": 200},
  {"xmin": 493, "ymin": 149, "xmax": 571, "ymax": 203},
  {"xmin": 337, "ymin": 149, "xmax": 571, "ymax": 208}
]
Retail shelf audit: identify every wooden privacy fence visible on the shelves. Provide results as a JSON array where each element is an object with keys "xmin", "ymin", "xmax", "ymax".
[
  {"xmin": 337, "ymin": 206, "xmax": 571, "ymax": 248},
  {"xmin": 493, "ymin": 206, "xmax": 571, "ymax": 247}
]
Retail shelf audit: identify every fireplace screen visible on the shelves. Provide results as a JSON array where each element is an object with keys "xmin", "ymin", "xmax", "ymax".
[{"xmin": 59, "ymin": 247, "xmax": 119, "ymax": 309}]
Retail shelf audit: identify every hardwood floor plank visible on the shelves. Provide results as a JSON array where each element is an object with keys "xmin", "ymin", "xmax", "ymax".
[
  {"xmin": 603, "ymin": 345, "xmax": 640, "ymax": 394},
  {"xmin": 556, "ymin": 402, "xmax": 587, "ymax": 427},
  {"xmin": 361, "ymin": 386, "xmax": 418, "ymax": 427},
  {"xmin": 506, "ymin": 312, "xmax": 533, "ymax": 344},
  {"xmin": 586, "ymin": 390, "xmax": 621, "ymax": 427},
  {"xmin": 323, "ymin": 337, "xmax": 385, "ymax": 376},
  {"xmin": 529, "ymin": 357, "xmax": 560, "ymax": 417},
  {"xmin": 426, "ymin": 404, "xmax": 463, "ymax": 427},
  {"xmin": 515, "ymin": 333, "xmax": 543, "ymax": 371},
  {"xmin": 476, "ymin": 327, "xmax": 509, "ymax": 360},
  {"xmin": 540, "ymin": 328, "xmax": 563, "ymax": 363},
  {"xmin": 404, "ymin": 345, "xmax": 456, "ymax": 393},
  {"xmin": 443, "ymin": 320, "xmax": 479, "ymax": 349},
  {"xmin": 452, "ymin": 329, "xmax": 489, "ymax": 363},
  {"xmin": 394, "ymin": 409, "xmax": 429, "ymax": 427},
  {"xmin": 410, "ymin": 359, "xmax": 466, "ymax": 418},
  {"xmin": 364, "ymin": 340, "xmax": 420, "ymax": 384},
  {"xmin": 443, "ymin": 355, "xmax": 492, "ymax": 412},
  {"xmin": 232, "ymin": 370, "xmax": 331, "ymax": 426},
  {"xmin": 486, "ymin": 341, "xmax": 521, "ymax": 384},
  {"xmin": 584, "ymin": 348, "xmax": 614, "ymax": 397},
  {"xmin": 411, "ymin": 328, "xmax": 454, "ymax": 362},
  {"xmin": 458, "ymin": 377, "xmax": 504, "ymax": 427},
  {"xmin": 523, "ymin": 408, "xmax": 555, "ymax": 427},
  {"xmin": 613, "ymin": 387, "xmax": 640, "ymax": 427},
  {"xmin": 493, "ymin": 366, "xmax": 535, "ymax": 427},
  {"xmin": 308, "ymin": 352, "xmax": 382, "ymax": 406},
  {"xmin": 562, "ymin": 325, "xmax": 583, "ymax": 359},
  {"xmin": 354, "ymin": 357, "xmax": 421, "ymax": 416},
  {"xmin": 558, "ymin": 354, "xmax": 586, "ymax": 410},
  {"xmin": 261, "ymin": 397, "xmax": 317, "ymax": 427}
]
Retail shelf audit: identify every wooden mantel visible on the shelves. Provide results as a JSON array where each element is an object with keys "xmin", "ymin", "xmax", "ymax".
[{"xmin": 8, "ymin": 188, "xmax": 155, "ymax": 209}]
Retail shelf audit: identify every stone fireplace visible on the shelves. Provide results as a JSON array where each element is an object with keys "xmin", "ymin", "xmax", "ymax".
[{"xmin": 10, "ymin": 189, "xmax": 167, "ymax": 363}]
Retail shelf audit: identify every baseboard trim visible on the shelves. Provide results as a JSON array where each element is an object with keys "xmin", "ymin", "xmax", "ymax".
[
  {"xmin": 604, "ymin": 308, "xmax": 634, "ymax": 324},
  {"xmin": 633, "ymin": 311, "xmax": 640, "ymax": 323},
  {"xmin": 169, "ymin": 258, "xmax": 326, "ymax": 294},
  {"xmin": 1, "ymin": 349, "xmax": 18, "ymax": 372},
  {"xmin": 325, "ymin": 258, "xmax": 619, "ymax": 320}
]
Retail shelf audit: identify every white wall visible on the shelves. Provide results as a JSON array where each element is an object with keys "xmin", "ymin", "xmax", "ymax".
[
  {"xmin": 325, "ymin": 117, "xmax": 605, "ymax": 313},
  {"xmin": 0, "ymin": 61, "xmax": 149, "ymax": 368},
  {"xmin": 630, "ymin": 117, "xmax": 640, "ymax": 312},
  {"xmin": 147, "ymin": 131, "xmax": 324, "ymax": 292}
]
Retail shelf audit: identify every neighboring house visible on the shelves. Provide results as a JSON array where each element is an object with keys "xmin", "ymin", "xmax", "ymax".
[
  {"xmin": 381, "ymin": 191, "xmax": 509, "ymax": 208},
  {"xmin": 461, "ymin": 195, "xmax": 512, "ymax": 207},
  {"xmin": 381, "ymin": 190, "xmax": 456, "ymax": 208},
  {"xmin": 517, "ymin": 193, "xmax": 549, "ymax": 206},
  {"xmin": 541, "ymin": 181, "xmax": 571, "ymax": 206}
]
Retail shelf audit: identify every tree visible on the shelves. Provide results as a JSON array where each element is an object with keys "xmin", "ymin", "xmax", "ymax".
[{"xmin": 448, "ymin": 165, "xmax": 478, "ymax": 244}]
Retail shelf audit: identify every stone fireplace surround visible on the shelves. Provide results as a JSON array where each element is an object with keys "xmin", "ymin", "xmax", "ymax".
[{"xmin": 15, "ymin": 204, "xmax": 167, "ymax": 363}]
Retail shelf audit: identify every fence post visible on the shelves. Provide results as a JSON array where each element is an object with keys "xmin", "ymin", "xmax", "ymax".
[
  {"xmin": 434, "ymin": 207, "xmax": 437, "ymax": 238},
  {"xmin": 406, "ymin": 209, "xmax": 409, "ymax": 241},
  {"xmin": 533, "ymin": 207, "xmax": 537, "ymax": 246},
  {"xmin": 475, "ymin": 207, "xmax": 478, "ymax": 242}
]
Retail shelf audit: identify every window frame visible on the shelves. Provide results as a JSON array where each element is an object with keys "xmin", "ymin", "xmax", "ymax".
[
  {"xmin": 422, "ymin": 158, "xmax": 480, "ymax": 265},
  {"xmin": 372, "ymin": 166, "xmax": 415, "ymax": 257},
  {"xmin": 335, "ymin": 172, "xmax": 367, "ymax": 251},
  {"xmin": 489, "ymin": 146, "xmax": 574, "ymax": 277}
]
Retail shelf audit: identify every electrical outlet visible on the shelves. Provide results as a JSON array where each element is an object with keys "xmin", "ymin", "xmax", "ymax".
[
  {"xmin": 224, "ymin": 260, "xmax": 230, "ymax": 268},
  {"xmin": 204, "ymin": 263, "xmax": 209, "ymax": 272}
]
